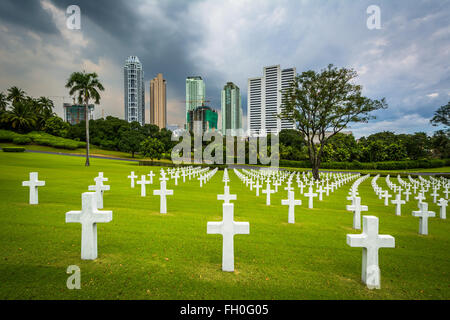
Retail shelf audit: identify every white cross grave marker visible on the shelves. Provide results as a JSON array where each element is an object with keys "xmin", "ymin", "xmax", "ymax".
[
  {"xmin": 437, "ymin": 198, "xmax": 447, "ymax": 219},
  {"xmin": 262, "ymin": 181, "xmax": 275, "ymax": 205},
  {"xmin": 137, "ymin": 175, "xmax": 150, "ymax": 197},
  {"xmin": 88, "ymin": 175, "xmax": 110, "ymax": 209},
  {"xmin": 65, "ymin": 192, "xmax": 112, "ymax": 260},
  {"xmin": 22, "ymin": 172, "xmax": 45, "ymax": 204},
  {"xmin": 207, "ymin": 203, "xmax": 249, "ymax": 272},
  {"xmin": 346, "ymin": 197, "xmax": 368, "ymax": 229},
  {"xmin": 304, "ymin": 187, "xmax": 318, "ymax": 209},
  {"xmin": 412, "ymin": 202, "xmax": 436, "ymax": 235},
  {"xmin": 153, "ymin": 180, "xmax": 174, "ymax": 214},
  {"xmin": 391, "ymin": 194, "xmax": 406, "ymax": 216},
  {"xmin": 346, "ymin": 216, "xmax": 395, "ymax": 289},
  {"xmin": 128, "ymin": 171, "xmax": 137, "ymax": 188},
  {"xmin": 282, "ymin": 190, "xmax": 302, "ymax": 224},
  {"xmin": 218, "ymin": 186, "xmax": 237, "ymax": 204}
]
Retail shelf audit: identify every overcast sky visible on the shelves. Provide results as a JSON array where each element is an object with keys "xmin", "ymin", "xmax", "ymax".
[{"xmin": 0, "ymin": 0, "xmax": 448, "ymax": 137}]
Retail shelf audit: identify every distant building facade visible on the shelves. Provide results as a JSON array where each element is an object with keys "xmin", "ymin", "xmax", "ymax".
[
  {"xmin": 185, "ymin": 76, "xmax": 206, "ymax": 128},
  {"xmin": 150, "ymin": 73, "xmax": 167, "ymax": 129},
  {"xmin": 221, "ymin": 82, "xmax": 243, "ymax": 136},
  {"xmin": 187, "ymin": 106, "xmax": 218, "ymax": 133},
  {"xmin": 63, "ymin": 103, "xmax": 94, "ymax": 125},
  {"xmin": 248, "ymin": 65, "xmax": 296, "ymax": 136},
  {"xmin": 124, "ymin": 56, "xmax": 145, "ymax": 125}
]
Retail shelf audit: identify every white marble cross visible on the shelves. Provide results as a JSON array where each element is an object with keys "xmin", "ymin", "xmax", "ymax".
[
  {"xmin": 147, "ymin": 171, "xmax": 155, "ymax": 184},
  {"xmin": 254, "ymin": 180, "xmax": 262, "ymax": 196},
  {"xmin": 22, "ymin": 172, "xmax": 45, "ymax": 204},
  {"xmin": 137, "ymin": 175, "xmax": 150, "ymax": 197},
  {"xmin": 437, "ymin": 198, "xmax": 447, "ymax": 219},
  {"xmin": 317, "ymin": 186, "xmax": 325, "ymax": 201},
  {"xmin": 128, "ymin": 171, "xmax": 137, "ymax": 188},
  {"xmin": 415, "ymin": 192, "xmax": 426, "ymax": 207},
  {"xmin": 382, "ymin": 191, "xmax": 392, "ymax": 206},
  {"xmin": 304, "ymin": 187, "xmax": 318, "ymax": 209},
  {"xmin": 65, "ymin": 192, "xmax": 112, "ymax": 260},
  {"xmin": 412, "ymin": 202, "xmax": 436, "ymax": 235},
  {"xmin": 430, "ymin": 189, "xmax": 439, "ymax": 203},
  {"xmin": 282, "ymin": 190, "xmax": 302, "ymax": 224},
  {"xmin": 173, "ymin": 171, "xmax": 180, "ymax": 186},
  {"xmin": 88, "ymin": 175, "xmax": 110, "ymax": 209},
  {"xmin": 346, "ymin": 215, "xmax": 395, "ymax": 289},
  {"xmin": 153, "ymin": 180, "xmax": 174, "ymax": 214},
  {"xmin": 391, "ymin": 194, "xmax": 406, "ymax": 216},
  {"xmin": 207, "ymin": 203, "xmax": 249, "ymax": 272},
  {"xmin": 346, "ymin": 196, "xmax": 368, "ymax": 229},
  {"xmin": 262, "ymin": 181, "xmax": 275, "ymax": 205},
  {"xmin": 404, "ymin": 188, "xmax": 412, "ymax": 202},
  {"xmin": 218, "ymin": 185, "xmax": 237, "ymax": 204}
]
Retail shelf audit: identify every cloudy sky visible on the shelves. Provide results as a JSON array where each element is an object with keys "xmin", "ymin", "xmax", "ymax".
[{"xmin": 0, "ymin": 0, "xmax": 448, "ymax": 137}]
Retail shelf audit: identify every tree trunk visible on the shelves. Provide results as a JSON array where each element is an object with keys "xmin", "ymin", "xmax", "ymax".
[{"xmin": 85, "ymin": 93, "xmax": 90, "ymax": 167}]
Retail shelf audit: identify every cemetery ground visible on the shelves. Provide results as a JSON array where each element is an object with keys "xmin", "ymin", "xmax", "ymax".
[{"xmin": 0, "ymin": 151, "xmax": 449, "ymax": 300}]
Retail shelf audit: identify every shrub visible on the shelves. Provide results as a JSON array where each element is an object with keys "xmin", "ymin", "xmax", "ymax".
[
  {"xmin": 12, "ymin": 136, "xmax": 32, "ymax": 145},
  {"xmin": 0, "ymin": 130, "xmax": 21, "ymax": 142},
  {"xmin": 2, "ymin": 147, "xmax": 25, "ymax": 152}
]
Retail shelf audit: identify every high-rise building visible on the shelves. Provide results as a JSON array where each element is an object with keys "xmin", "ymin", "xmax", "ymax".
[
  {"xmin": 150, "ymin": 73, "xmax": 167, "ymax": 129},
  {"xmin": 187, "ymin": 106, "xmax": 218, "ymax": 133},
  {"xmin": 63, "ymin": 103, "xmax": 94, "ymax": 125},
  {"xmin": 221, "ymin": 82, "xmax": 243, "ymax": 136},
  {"xmin": 124, "ymin": 56, "xmax": 145, "ymax": 125},
  {"xmin": 185, "ymin": 76, "xmax": 205, "ymax": 128},
  {"xmin": 247, "ymin": 65, "xmax": 296, "ymax": 136}
]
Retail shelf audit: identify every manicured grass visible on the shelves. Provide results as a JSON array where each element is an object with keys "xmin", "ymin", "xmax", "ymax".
[{"xmin": 0, "ymin": 152, "xmax": 449, "ymax": 299}]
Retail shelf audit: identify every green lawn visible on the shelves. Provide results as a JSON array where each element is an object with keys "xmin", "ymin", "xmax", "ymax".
[{"xmin": 0, "ymin": 151, "xmax": 449, "ymax": 299}]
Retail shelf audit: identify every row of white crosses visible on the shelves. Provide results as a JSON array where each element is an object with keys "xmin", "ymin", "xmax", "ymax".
[
  {"xmin": 371, "ymin": 174, "xmax": 447, "ymax": 235},
  {"xmin": 235, "ymin": 168, "xmax": 359, "ymax": 224},
  {"xmin": 346, "ymin": 174, "xmax": 396, "ymax": 289}
]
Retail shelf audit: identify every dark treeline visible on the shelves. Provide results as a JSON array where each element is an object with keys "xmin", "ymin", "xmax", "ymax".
[{"xmin": 279, "ymin": 129, "xmax": 450, "ymax": 162}]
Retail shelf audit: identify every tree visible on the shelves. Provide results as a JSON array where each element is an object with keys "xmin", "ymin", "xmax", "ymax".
[
  {"xmin": 119, "ymin": 123, "xmax": 144, "ymax": 158},
  {"xmin": 280, "ymin": 64, "xmax": 387, "ymax": 179},
  {"xmin": 140, "ymin": 137, "xmax": 165, "ymax": 160},
  {"xmin": 6, "ymin": 86, "xmax": 26, "ymax": 105},
  {"xmin": 430, "ymin": 101, "xmax": 449, "ymax": 128},
  {"xmin": 65, "ymin": 71, "xmax": 104, "ymax": 166},
  {"xmin": 43, "ymin": 116, "xmax": 70, "ymax": 137},
  {"xmin": 1, "ymin": 99, "xmax": 37, "ymax": 133}
]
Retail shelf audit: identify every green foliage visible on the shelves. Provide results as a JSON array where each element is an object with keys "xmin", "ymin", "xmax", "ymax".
[
  {"xmin": 118, "ymin": 126, "xmax": 144, "ymax": 158},
  {"xmin": 2, "ymin": 147, "xmax": 25, "ymax": 152},
  {"xmin": 430, "ymin": 101, "xmax": 449, "ymax": 127},
  {"xmin": 0, "ymin": 129, "xmax": 85, "ymax": 150},
  {"xmin": 43, "ymin": 116, "xmax": 70, "ymax": 137},
  {"xmin": 140, "ymin": 137, "xmax": 165, "ymax": 160},
  {"xmin": 12, "ymin": 136, "xmax": 32, "ymax": 145}
]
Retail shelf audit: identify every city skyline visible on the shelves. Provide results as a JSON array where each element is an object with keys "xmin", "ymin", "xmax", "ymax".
[{"xmin": 0, "ymin": 0, "xmax": 448, "ymax": 137}]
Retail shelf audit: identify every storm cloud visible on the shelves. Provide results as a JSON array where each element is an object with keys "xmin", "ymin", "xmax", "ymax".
[{"xmin": 0, "ymin": 0, "xmax": 448, "ymax": 136}]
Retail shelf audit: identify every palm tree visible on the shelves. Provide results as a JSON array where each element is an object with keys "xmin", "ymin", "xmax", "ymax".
[
  {"xmin": 65, "ymin": 71, "xmax": 104, "ymax": 166},
  {"xmin": 2, "ymin": 100, "xmax": 37, "ymax": 132},
  {"xmin": 6, "ymin": 86, "xmax": 26, "ymax": 105},
  {"xmin": 35, "ymin": 97, "xmax": 56, "ymax": 129}
]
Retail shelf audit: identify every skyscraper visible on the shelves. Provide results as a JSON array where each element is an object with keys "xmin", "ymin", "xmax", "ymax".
[
  {"xmin": 124, "ymin": 56, "xmax": 145, "ymax": 125},
  {"xmin": 185, "ymin": 76, "xmax": 205, "ymax": 128},
  {"xmin": 247, "ymin": 65, "xmax": 296, "ymax": 136},
  {"xmin": 221, "ymin": 82, "xmax": 243, "ymax": 136},
  {"xmin": 150, "ymin": 73, "xmax": 167, "ymax": 129}
]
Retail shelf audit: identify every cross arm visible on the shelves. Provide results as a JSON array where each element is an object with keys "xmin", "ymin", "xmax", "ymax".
[
  {"xmin": 346, "ymin": 234, "xmax": 367, "ymax": 247},
  {"xmin": 207, "ymin": 221, "xmax": 223, "ymax": 234},
  {"xmin": 377, "ymin": 235, "xmax": 395, "ymax": 248},
  {"xmin": 93, "ymin": 211, "xmax": 113, "ymax": 223},
  {"xmin": 234, "ymin": 221, "xmax": 250, "ymax": 235},
  {"xmin": 65, "ymin": 210, "xmax": 81, "ymax": 223}
]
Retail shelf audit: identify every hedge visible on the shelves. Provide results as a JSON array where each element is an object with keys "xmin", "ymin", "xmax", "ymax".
[
  {"xmin": 2, "ymin": 147, "xmax": 25, "ymax": 152},
  {"xmin": 0, "ymin": 130, "xmax": 86, "ymax": 150},
  {"xmin": 277, "ymin": 159, "xmax": 450, "ymax": 170}
]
